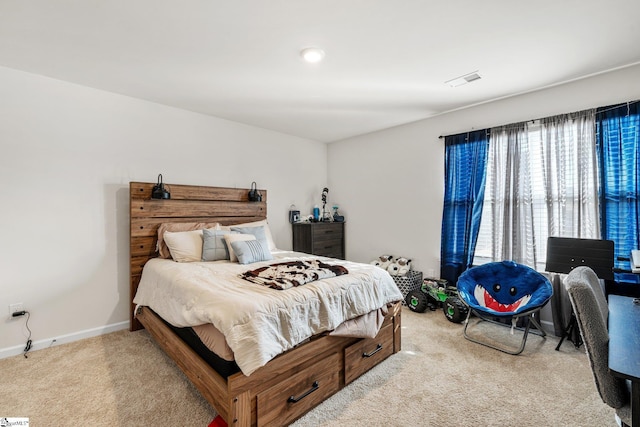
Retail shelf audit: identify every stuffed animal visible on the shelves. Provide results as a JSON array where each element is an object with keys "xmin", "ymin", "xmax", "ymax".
[
  {"xmin": 387, "ymin": 257, "xmax": 412, "ymax": 276},
  {"xmin": 396, "ymin": 257, "xmax": 412, "ymax": 276},
  {"xmin": 386, "ymin": 262, "xmax": 401, "ymax": 276},
  {"xmin": 370, "ymin": 255, "xmax": 393, "ymax": 270}
]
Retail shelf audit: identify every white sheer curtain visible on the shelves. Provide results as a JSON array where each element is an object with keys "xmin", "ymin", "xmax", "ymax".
[
  {"xmin": 481, "ymin": 122, "xmax": 537, "ymax": 266},
  {"xmin": 476, "ymin": 110, "xmax": 599, "ymax": 270},
  {"xmin": 540, "ymin": 110, "xmax": 599, "ymax": 241},
  {"xmin": 540, "ymin": 110, "xmax": 599, "ymax": 336}
]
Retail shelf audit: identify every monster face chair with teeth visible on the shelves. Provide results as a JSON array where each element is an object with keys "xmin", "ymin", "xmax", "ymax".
[{"xmin": 456, "ymin": 260, "xmax": 553, "ymax": 355}]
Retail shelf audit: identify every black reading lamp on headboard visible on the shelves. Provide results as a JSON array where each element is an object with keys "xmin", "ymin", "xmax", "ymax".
[
  {"xmin": 151, "ymin": 174, "xmax": 171, "ymax": 199},
  {"xmin": 248, "ymin": 182, "xmax": 262, "ymax": 202}
]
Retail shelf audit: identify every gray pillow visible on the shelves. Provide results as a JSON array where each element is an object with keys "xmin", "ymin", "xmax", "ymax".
[
  {"xmin": 230, "ymin": 239, "xmax": 273, "ymax": 264},
  {"xmin": 202, "ymin": 229, "xmax": 232, "ymax": 261}
]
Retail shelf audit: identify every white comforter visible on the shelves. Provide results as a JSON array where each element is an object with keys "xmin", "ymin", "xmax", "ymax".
[{"xmin": 133, "ymin": 250, "xmax": 403, "ymax": 376}]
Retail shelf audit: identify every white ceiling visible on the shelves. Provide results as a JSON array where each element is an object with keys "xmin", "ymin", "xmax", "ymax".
[{"xmin": 1, "ymin": 1, "xmax": 639, "ymax": 143}]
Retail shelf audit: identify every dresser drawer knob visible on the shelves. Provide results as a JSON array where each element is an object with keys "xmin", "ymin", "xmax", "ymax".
[
  {"xmin": 287, "ymin": 381, "xmax": 319, "ymax": 403},
  {"xmin": 363, "ymin": 343, "xmax": 383, "ymax": 358}
]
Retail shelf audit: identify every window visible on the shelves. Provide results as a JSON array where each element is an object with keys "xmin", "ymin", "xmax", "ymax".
[{"xmin": 474, "ymin": 112, "xmax": 599, "ymax": 271}]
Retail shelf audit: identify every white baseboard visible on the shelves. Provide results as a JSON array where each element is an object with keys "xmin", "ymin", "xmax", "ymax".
[
  {"xmin": 0, "ymin": 321, "xmax": 129, "ymax": 360},
  {"xmin": 540, "ymin": 319, "xmax": 555, "ymax": 335}
]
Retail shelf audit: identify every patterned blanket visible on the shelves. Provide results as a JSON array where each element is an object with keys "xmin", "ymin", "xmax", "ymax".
[{"xmin": 241, "ymin": 259, "xmax": 349, "ymax": 290}]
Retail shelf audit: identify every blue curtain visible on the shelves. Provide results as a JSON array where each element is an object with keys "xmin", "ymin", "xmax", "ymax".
[
  {"xmin": 596, "ymin": 101, "xmax": 640, "ymax": 270},
  {"xmin": 440, "ymin": 130, "xmax": 489, "ymax": 283}
]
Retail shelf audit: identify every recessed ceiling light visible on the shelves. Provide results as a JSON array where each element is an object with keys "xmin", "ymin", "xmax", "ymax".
[
  {"xmin": 300, "ymin": 47, "xmax": 325, "ymax": 63},
  {"xmin": 445, "ymin": 71, "xmax": 481, "ymax": 87}
]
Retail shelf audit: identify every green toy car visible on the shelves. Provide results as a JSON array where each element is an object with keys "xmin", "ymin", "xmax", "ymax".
[{"xmin": 405, "ymin": 278, "xmax": 468, "ymax": 323}]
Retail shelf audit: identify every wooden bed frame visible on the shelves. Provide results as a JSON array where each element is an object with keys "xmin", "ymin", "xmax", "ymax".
[{"xmin": 129, "ymin": 181, "xmax": 402, "ymax": 426}]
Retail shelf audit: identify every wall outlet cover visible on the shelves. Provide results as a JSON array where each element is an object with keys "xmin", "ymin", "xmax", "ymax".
[{"xmin": 9, "ymin": 303, "xmax": 25, "ymax": 317}]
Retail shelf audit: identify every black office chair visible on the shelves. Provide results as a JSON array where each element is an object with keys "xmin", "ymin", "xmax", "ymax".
[
  {"xmin": 546, "ymin": 237, "xmax": 615, "ymax": 282},
  {"xmin": 545, "ymin": 237, "xmax": 614, "ymax": 350}
]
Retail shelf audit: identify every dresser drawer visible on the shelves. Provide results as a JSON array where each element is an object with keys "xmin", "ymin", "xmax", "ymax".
[
  {"xmin": 344, "ymin": 324, "xmax": 394, "ymax": 385},
  {"xmin": 312, "ymin": 223, "xmax": 343, "ymax": 241},
  {"xmin": 256, "ymin": 352, "xmax": 341, "ymax": 427},
  {"xmin": 312, "ymin": 238, "xmax": 343, "ymax": 257}
]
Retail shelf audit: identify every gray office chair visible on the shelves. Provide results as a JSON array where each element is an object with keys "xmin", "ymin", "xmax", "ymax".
[{"xmin": 564, "ymin": 267, "xmax": 631, "ymax": 427}]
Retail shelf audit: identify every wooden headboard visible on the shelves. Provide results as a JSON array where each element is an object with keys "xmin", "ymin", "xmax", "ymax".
[{"xmin": 129, "ymin": 181, "xmax": 267, "ymax": 330}]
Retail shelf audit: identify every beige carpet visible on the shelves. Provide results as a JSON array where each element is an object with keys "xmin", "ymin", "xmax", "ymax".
[{"xmin": 1, "ymin": 310, "xmax": 616, "ymax": 426}]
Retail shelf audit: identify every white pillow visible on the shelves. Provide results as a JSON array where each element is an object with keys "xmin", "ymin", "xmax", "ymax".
[
  {"xmin": 163, "ymin": 229, "xmax": 204, "ymax": 262},
  {"xmin": 156, "ymin": 222, "xmax": 220, "ymax": 258},
  {"xmin": 223, "ymin": 233, "xmax": 257, "ymax": 262},
  {"xmin": 221, "ymin": 219, "xmax": 276, "ymax": 251}
]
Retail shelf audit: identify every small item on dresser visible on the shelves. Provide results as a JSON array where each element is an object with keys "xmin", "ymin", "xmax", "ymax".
[
  {"xmin": 313, "ymin": 205, "xmax": 320, "ymax": 221},
  {"xmin": 332, "ymin": 205, "xmax": 345, "ymax": 222},
  {"xmin": 321, "ymin": 187, "xmax": 330, "ymax": 221},
  {"xmin": 289, "ymin": 204, "xmax": 300, "ymax": 223}
]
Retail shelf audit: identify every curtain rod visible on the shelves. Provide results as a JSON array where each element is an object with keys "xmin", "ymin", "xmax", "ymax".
[
  {"xmin": 595, "ymin": 99, "xmax": 639, "ymax": 116},
  {"xmin": 438, "ymin": 129, "xmax": 492, "ymax": 139},
  {"xmin": 438, "ymin": 99, "xmax": 639, "ymax": 140}
]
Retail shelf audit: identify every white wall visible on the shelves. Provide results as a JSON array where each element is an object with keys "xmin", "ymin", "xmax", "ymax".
[
  {"xmin": 328, "ymin": 64, "xmax": 640, "ymax": 332},
  {"xmin": 328, "ymin": 64, "xmax": 640, "ymax": 274},
  {"xmin": 3, "ymin": 62, "xmax": 638, "ymax": 354},
  {"xmin": 0, "ymin": 66, "xmax": 327, "ymax": 355}
]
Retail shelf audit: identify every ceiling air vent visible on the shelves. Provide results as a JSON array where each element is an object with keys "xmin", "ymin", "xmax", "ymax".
[{"xmin": 445, "ymin": 71, "xmax": 481, "ymax": 87}]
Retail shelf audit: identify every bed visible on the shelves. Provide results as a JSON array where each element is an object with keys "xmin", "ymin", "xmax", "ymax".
[{"xmin": 129, "ymin": 181, "xmax": 403, "ymax": 426}]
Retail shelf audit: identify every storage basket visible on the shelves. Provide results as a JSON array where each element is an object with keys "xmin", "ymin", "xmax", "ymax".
[{"xmin": 392, "ymin": 270, "xmax": 423, "ymax": 305}]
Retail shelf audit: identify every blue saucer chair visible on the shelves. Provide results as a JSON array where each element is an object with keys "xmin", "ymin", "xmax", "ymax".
[{"xmin": 457, "ymin": 261, "xmax": 553, "ymax": 355}]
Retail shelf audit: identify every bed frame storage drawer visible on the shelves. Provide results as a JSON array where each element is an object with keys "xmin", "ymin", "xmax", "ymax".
[
  {"xmin": 256, "ymin": 352, "xmax": 341, "ymax": 427},
  {"xmin": 344, "ymin": 323, "xmax": 394, "ymax": 385}
]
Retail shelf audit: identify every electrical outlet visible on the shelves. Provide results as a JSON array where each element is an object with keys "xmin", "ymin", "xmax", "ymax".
[{"xmin": 9, "ymin": 303, "xmax": 24, "ymax": 318}]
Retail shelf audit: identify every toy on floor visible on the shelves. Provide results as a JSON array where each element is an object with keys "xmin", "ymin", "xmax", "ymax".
[
  {"xmin": 405, "ymin": 278, "xmax": 468, "ymax": 323},
  {"xmin": 209, "ymin": 415, "xmax": 228, "ymax": 427},
  {"xmin": 370, "ymin": 255, "xmax": 393, "ymax": 270},
  {"xmin": 387, "ymin": 257, "xmax": 412, "ymax": 276}
]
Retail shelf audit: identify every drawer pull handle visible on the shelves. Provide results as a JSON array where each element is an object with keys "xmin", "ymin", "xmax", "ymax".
[
  {"xmin": 288, "ymin": 381, "xmax": 319, "ymax": 403},
  {"xmin": 363, "ymin": 344, "xmax": 383, "ymax": 358}
]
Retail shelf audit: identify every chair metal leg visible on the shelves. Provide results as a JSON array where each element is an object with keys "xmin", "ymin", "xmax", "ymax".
[
  {"xmin": 463, "ymin": 310, "xmax": 545, "ymax": 355},
  {"xmin": 554, "ymin": 312, "xmax": 582, "ymax": 351},
  {"xmin": 528, "ymin": 313, "xmax": 546, "ymax": 337}
]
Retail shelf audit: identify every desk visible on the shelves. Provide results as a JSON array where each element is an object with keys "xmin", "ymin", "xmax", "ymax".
[
  {"xmin": 609, "ymin": 294, "xmax": 640, "ymax": 426},
  {"xmin": 608, "ymin": 272, "xmax": 640, "ymax": 298}
]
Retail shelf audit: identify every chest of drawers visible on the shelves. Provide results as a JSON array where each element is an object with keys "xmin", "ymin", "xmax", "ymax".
[{"xmin": 292, "ymin": 222, "xmax": 345, "ymax": 259}]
